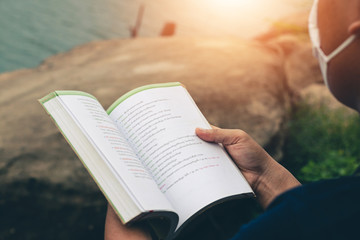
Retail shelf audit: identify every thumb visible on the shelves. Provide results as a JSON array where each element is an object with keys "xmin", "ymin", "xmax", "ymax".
[
  {"xmin": 196, "ymin": 127, "xmax": 245, "ymax": 146},
  {"xmin": 195, "ymin": 128, "xmax": 216, "ymax": 142}
]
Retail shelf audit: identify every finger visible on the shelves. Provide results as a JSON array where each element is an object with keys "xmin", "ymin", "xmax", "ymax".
[
  {"xmin": 195, "ymin": 128, "xmax": 213, "ymax": 141},
  {"xmin": 106, "ymin": 204, "xmax": 122, "ymax": 224},
  {"xmin": 196, "ymin": 127, "xmax": 245, "ymax": 146},
  {"xmin": 105, "ymin": 204, "xmax": 152, "ymax": 240},
  {"xmin": 105, "ymin": 205, "xmax": 124, "ymax": 239}
]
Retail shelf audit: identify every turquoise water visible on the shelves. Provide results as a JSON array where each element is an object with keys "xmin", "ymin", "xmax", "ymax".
[
  {"xmin": 0, "ymin": 0, "xmax": 310, "ymax": 73},
  {"xmin": 0, "ymin": 0, "xmax": 140, "ymax": 73}
]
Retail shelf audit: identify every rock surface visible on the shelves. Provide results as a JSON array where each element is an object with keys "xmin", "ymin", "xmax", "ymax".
[
  {"xmin": 0, "ymin": 37, "xmax": 298, "ymax": 194},
  {"xmin": 0, "ymin": 36, "xmax": 340, "ymax": 239}
]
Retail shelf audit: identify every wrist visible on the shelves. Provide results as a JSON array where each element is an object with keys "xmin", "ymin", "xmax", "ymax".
[{"xmin": 254, "ymin": 159, "xmax": 301, "ymax": 209}]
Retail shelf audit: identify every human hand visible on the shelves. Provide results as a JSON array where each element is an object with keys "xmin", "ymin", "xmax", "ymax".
[
  {"xmin": 196, "ymin": 127, "xmax": 300, "ymax": 208},
  {"xmin": 105, "ymin": 205, "xmax": 151, "ymax": 240}
]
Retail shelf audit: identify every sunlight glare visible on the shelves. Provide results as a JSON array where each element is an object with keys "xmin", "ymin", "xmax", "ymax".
[
  {"xmin": 209, "ymin": 0, "xmax": 259, "ymax": 9},
  {"xmin": 206, "ymin": 0, "xmax": 263, "ymax": 21},
  {"xmin": 175, "ymin": 0, "xmax": 312, "ymax": 39}
]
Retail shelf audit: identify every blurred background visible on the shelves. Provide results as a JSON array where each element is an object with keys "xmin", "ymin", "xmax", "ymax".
[
  {"xmin": 0, "ymin": 0, "xmax": 311, "ymax": 73},
  {"xmin": 1, "ymin": 0, "xmax": 360, "ymax": 240}
]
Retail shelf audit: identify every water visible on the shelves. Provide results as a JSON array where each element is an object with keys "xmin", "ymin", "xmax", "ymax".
[{"xmin": 0, "ymin": 0, "xmax": 311, "ymax": 73}]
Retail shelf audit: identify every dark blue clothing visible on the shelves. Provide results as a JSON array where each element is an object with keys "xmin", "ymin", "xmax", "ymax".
[{"xmin": 231, "ymin": 176, "xmax": 360, "ymax": 240}]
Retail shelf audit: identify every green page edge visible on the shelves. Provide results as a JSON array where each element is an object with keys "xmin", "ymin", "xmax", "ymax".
[
  {"xmin": 38, "ymin": 92, "xmax": 125, "ymax": 222},
  {"xmin": 39, "ymin": 90, "xmax": 97, "ymax": 104},
  {"xmin": 106, "ymin": 82, "xmax": 182, "ymax": 114}
]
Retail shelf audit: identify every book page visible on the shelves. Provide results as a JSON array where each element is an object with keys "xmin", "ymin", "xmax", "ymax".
[
  {"xmin": 109, "ymin": 86, "xmax": 253, "ymax": 228},
  {"xmin": 58, "ymin": 94, "xmax": 174, "ymax": 212}
]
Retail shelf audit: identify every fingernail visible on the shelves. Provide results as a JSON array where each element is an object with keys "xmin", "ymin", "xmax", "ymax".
[{"xmin": 196, "ymin": 128, "xmax": 207, "ymax": 133}]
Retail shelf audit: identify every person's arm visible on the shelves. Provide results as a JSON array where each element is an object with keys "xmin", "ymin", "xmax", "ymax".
[
  {"xmin": 195, "ymin": 127, "xmax": 301, "ymax": 209},
  {"xmin": 104, "ymin": 205, "xmax": 151, "ymax": 240}
]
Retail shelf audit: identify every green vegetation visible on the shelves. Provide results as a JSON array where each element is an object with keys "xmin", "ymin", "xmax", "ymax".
[
  {"xmin": 271, "ymin": 21, "xmax": 308, "ymax": 36},
  {"xmin": 255, "ymin": 19, "xmax": 309, "ymax": 42},
  {"xmin": 282, "ymin": 101, "xmax": 360, "ymax": 183}
]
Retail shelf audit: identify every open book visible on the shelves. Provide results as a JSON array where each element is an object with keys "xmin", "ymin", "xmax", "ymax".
[{"xmin": 39, "ymin": 82, "xmax": 254, "ymax": 239}]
